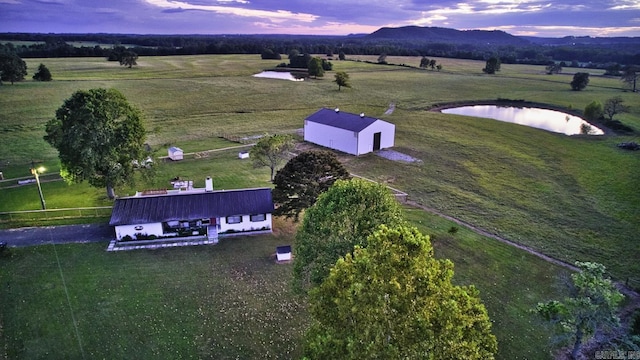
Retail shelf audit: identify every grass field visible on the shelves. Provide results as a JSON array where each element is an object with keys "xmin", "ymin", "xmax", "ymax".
[{"xmin": 1, "ymin": 54, "xmax": 639, "ymax": 359}]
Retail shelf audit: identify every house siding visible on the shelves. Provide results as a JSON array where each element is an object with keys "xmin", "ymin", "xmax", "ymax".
[
  {"xmin": 115, "ymin": 222, "xmax": 164, "ymax": 240},
  {"xmin": 219, "ymin": 213, "xmax": 272, "ymax": 234}
]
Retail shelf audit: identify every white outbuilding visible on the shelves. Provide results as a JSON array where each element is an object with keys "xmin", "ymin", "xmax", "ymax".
[
  {"xmin": 168, "ymin": 146, "xmax": 184, "ymax": 161},
  {"xmin": 303, "ymin": 108, "xmax": 395, "ymax": 156}
]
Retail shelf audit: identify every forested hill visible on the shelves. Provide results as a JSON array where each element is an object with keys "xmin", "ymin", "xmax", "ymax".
[{"xmin": 366, "ymin": 26, "xmax": 530, "ymax": 46}]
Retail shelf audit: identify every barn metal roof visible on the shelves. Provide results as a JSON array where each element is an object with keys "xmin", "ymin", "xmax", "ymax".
[
  {"xmin": 109, "ymin": 187, "xmax": 273, "ymax": 226},
  {"xmin": 305, "ymin": 108, "xmax": 383, "ymax": 132}
]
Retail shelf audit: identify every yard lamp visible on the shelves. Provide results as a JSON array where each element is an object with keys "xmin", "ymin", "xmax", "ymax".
[{"xmin": 30, "ymin": 165, "xmax": 46, "ymax": 210}]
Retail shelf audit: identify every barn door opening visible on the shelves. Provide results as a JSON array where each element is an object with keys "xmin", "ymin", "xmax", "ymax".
[{"xmin": 373, "ymin": 132, "xmax": 381, "ymax": 151}]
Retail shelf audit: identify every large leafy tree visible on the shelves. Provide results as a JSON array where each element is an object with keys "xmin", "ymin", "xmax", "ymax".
[
  {"xmin": 304, "ymin": 225, "xmax": 498, "ymax": 359},
  {"xmin": 272, "ymin": 150, "xmax": 351, "ymax": 221},
  {"xmin": 44, "ymin": 88, "xmax": 147, "ymax": 199},
  {"xmin": 534, "ymin": 262, "xmax": 624, "ymax": 360},
  {"xmin": 0, "ymin": 52, "xmax": 27, "ymax": 85},
  {"xmin": 333, "ymin": 71, "xmax": 351, "ymax": 91},
  {"xmin": 32, "ymin": 63, "xmax": 52, "ymax": 81},
  {"xmin": 293, "ymin": 178, "xmax": 404, "ymax": 291},
  {"xmin": 571, "ymin": 72, "xmax": 590, "ymax": 91},
  {"xmin": 482, "ymin": 57, "xmax": 501, "ymax": 74},
  {"xmin": 307, "ymin": 57, "xmax": 324, "ymax": 78},
  {"xmin": 119, "ymin": 50, "xmax": 138, "ymax": 68},
  {"xmin": 250, "ymin": 133, "xmax": 295, "ymax": 182}
]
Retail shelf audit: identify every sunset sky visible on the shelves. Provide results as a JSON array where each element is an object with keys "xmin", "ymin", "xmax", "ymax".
[{"xmin": 1, "ymin": 0, "xmax": 639, "ymax": 38}]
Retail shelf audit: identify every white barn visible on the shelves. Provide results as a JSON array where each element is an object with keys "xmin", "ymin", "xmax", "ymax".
[{"xmin": 304, "ymin": 108, "xmax": 395, "ymax": 156}]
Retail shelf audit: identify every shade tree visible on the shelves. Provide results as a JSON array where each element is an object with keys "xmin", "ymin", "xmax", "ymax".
[
  {"xmin": 44, "ymin": 88, "xmax": 147, "ymax": 199},
  {"xmin": 571, "ymin": 72, "xmax": 590, "ymax": 91},
  {"xmin": 603, "ymin": 96, "xmax": 630, "ymax": 122},
  {"xmin": 534, "ymin": 262, "xmax": 624, "ymax": 360},
  {"xmin": 272, "ymin": 150, "xmax": 351, "ymax": 221},
  {"xmin": 250, "ymin": 133, "xmax": 295, "ymax": 182},
  {"xmin": 303, "ymin": 225, "xmax": 498, "ymax": 359},
  {"xmin": 32, "ymin": 63, "xmax": 52, "ymax": 81},
  {"xmin": 293, "ymin": 178, "xmax": 404, "ymax": 291},
  {"xmin": 0, "ymin": 52, "xmax": 27, "ymax": 84},
  {"xmin": 333, "ymin": 71, "xmax": 351, "ymax": 91}
]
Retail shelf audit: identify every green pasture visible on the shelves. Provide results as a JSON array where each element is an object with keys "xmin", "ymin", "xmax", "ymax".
[
  {"xmin": 0, "ymin": 211, "xmax": 568, "ymax": 359},
  {"xmin": 1, "ymin": 54, "xmax": 639, "ymax": 359}
]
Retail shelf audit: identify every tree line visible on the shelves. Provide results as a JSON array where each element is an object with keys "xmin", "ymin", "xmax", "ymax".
[{"xmin": 2, "ymin": 33, "xmax": 639, "ymax": 68}]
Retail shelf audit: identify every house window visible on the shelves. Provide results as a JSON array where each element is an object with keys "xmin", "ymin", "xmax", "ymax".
[
  {"xmin": 226, "ymin": 215, "xmax": 242, "ymax": 224},
  {"xmin": 250, "ymin": 214, "xmax": 266, "ymax": 222}
]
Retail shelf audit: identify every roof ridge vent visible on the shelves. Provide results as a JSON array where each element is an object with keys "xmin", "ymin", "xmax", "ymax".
[
  {"xmin": 360, "ymin": 112, "xmax": 365, "ymax": 118},
  {"xmin": 335, "ymin": 107, "xmax": 339, "ymax": 113}
]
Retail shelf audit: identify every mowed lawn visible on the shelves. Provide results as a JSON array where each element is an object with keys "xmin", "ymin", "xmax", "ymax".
[
  {"xmin": 0, "ymin": 212, "xmax": 568, "ymax": 359},
  {"xmin": 1, "ymin": 54, "xmax": 639, "ymax": 359}
]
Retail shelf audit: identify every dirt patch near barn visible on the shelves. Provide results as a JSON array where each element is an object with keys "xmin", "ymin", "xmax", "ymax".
[{"xmin": 376, "ymin": 149, "xmax": 422, "ymax": 163}]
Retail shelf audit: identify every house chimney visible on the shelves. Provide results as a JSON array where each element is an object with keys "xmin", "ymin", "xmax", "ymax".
[
  {"xmin": 205, "ymin": 176, "xmax": 214, "ymax": 192},
  {"xmin": 360, "ymin": 113, "xmax": 365, "ymax": 118},
  {"xmin": 335, "ymin": 107, "xmax": 339, "ymax": 113}
]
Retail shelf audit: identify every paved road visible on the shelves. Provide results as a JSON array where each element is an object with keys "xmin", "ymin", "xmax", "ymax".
[{"xmin": 0, "ymin": 223, "xmax": 113, "ymax": 247}]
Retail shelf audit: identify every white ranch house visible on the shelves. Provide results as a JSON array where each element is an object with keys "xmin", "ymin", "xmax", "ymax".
[
  {"xmin": 109, "ymin": 180, "xmax": 273, "ymax": 243},
  {"xmin": 304, "ymin": 108, "xmax": 395, "ymax": 156}
]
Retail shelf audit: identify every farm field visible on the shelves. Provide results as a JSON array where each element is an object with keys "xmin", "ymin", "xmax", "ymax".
[{"xmin": 1, "ymin": 54, "xmax": 639, "ymax": 359}]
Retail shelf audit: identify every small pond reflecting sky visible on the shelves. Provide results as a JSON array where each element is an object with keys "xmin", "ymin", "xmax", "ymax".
[
  {"xmin": 253, "ymin": 71, "xmax": 304, "ymax": 81},
  {"xmin": 442, "ymin": 105, "xmax": 603, "ymax": 135}
]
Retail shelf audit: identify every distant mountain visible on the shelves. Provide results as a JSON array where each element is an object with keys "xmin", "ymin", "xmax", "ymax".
[{"xmin": 366, "ymin": 26, "xmax": 530, "ymax": 46}]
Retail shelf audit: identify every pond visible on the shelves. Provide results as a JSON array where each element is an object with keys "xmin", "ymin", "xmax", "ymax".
[
  {"xmin": 441, "ymin": 105, "xmax": 603, "ymax": 135},
  {"xmin": 253, "ymin": 71, "xmax": 305, "ymax": 81}
]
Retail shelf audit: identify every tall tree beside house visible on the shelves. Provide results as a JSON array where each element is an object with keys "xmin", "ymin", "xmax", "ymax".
[
  {"xmin": 308, "ymin": 57, "xmax": 325, "ymax": 78},
  {"xmin": 571, "ymin": 72, "xmax": 590, "ymax": 91},
  {"xmin": 32, "ymin": 63, "xmax": 52, "ymax": 81},
  {"xmin": 44, "ymin": 88, "xmax": 147, "ymax": 199},
  {"xmin": 250, "ymin": 133, "xmax": 295, "ymax": 182},
  {"xmin": 272, "ymin": 150, "xmax": 351, "ymax": 221},
  {"xmin": 333, "ymin": 71, "xmax": 351, "ymax": 91},
  {"xmin": 293, "ymin": 178, "xmax": 404, "ymax": 291},
  {"xmin": 0, "ymin": 52, "xmax": 27, "ymax": 85},
  {"xmin": 534, "ymin": 262, "xmax": 624, "ymax": 360},
  {"xmin": 303, "ymin": 225, "xmax": 498, "ymax": 360}
]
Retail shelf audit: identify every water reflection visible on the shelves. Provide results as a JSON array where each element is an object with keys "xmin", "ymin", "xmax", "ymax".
[
  {"xmin": 441, "ymin": 105, "xmax": 603, "ymax": 135},
  {"xmin": 253, "ymin": 71, "xmax": 305, "ymax": 81}
]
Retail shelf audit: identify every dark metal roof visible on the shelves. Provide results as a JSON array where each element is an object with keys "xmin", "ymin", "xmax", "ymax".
[
  {"xmin": 305, "ymin": 108, "xmax": 381, "ymax": 132},
  {"xmin": 109, "ymin": 188, "xmax": 273, "ymax": 226}
]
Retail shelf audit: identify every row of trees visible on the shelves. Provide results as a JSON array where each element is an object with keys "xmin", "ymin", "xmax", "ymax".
[{"xmin": 3, "ymin": 33, "xmax": 639, "ymax": 66}]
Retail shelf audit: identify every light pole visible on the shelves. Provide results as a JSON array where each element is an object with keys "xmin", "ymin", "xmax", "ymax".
[{"xmin": 30, "ymin": 164, "xmax": 46, "ymax": 210}]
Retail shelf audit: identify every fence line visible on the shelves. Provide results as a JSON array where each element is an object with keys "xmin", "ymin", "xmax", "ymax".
[{"xmin": 0, "ymin": 206, "xmax": 112, "ymax": 223}]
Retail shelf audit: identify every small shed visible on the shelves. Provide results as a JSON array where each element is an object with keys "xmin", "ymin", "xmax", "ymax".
[
  {"xmin": 304, "ymin": 108, "xmax": 395, "ymax": 156},
  {"xmin": 168, "ymin": 147, "xmax": 184, "ymax": 161},
  {"xmin": 276, "ymin": 245, "xmax": 292, "ymax": 262},
  {"xmin": 238, "ymin": 151, "xmax": 250, "ymax": 159}
]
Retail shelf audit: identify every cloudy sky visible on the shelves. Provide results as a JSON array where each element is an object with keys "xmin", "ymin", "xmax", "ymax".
[{"xmin": 1, "ymin": 0, "xmax": 639, "ymax": 38}]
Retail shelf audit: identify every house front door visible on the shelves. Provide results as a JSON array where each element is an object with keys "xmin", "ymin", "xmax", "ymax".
[{"xmin": 373, "ymin": 132, "xmax": 381, "ymax": 151}]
